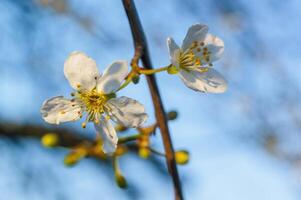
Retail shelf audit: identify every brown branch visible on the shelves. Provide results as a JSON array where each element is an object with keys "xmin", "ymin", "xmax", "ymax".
[
  {"xmin": 0, "ymin": 122, "xmax": 142, "ymax": 146},
  {"xmin": 122, "ymin": 1, "xmax": 184, "ymax": 199},
  {"xmin": 0, "ymin": 122, "xmax": 91, "ymax": 147}
]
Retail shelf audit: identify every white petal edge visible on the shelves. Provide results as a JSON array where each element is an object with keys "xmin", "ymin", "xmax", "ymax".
[
  {"xmin": 106, "ymin": 96, "xmax": 148, "ymax": 128},
  {"xmin": 181, "ymin": 24, "xmax": 208, "ymax": 51},
  {"xmin": 94, "ymin": 116, "xmax": 118, "ymax": 154},
  {"xmin": 203, "ymin": 34, "xmax": 224, "ymax": 62},
  {"xmin": 167, "ymin": 37, "xmax": 180, "ymax": 61},
  {"xmin": 97, "ymin": 60, "xmax": 128, "ymax": 94},
  {"xmin": 41, "ymin": 96, "xmax": 82, "ymax": 124},
  {"xmin": 64, "ymin": 51, "xmax": 100, "ymax": 90},
  {"xmin": 179, "ymin": 68, "xmax": 227, "ymax": 93}
]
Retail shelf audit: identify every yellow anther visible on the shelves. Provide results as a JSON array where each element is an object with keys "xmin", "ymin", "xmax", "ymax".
[
  {"xmin": 60, "ymin": 111, "xmax": 65, "ymax": 114},
  {"xmin": 76, "ymin": 89, "xmax": 115, "ymax": 123},
  {"xmin": 195, "ymin": 58, "xmax": 201, "ymax": 65},
  {"xmin": 81, "ymin": 122, "xmax": 86, "ymax": 128},
  {"xmin": 76, "ymin": 84, "xmax": 81, "ymax": 89}
]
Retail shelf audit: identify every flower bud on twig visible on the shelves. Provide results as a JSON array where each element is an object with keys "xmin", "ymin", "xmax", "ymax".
[
  {"xmin": 41, "ymin": 133, "xmax": 59, "ymax": 148},
  {"xmin": 175, "ymin": 150, "xmax": 189, "ymax": 165},
  {"xmin": 167, "ymin": 110, "xmax": 178, "ymax": 120}
]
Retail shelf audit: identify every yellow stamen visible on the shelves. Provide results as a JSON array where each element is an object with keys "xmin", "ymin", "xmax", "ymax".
[
  {"xmin": 74, "ymin": 89, "xmax": 116, "ymax": 125},
  {"xmin": 179, "ymin": 41, "xmax": 212, "ymax": 70}
]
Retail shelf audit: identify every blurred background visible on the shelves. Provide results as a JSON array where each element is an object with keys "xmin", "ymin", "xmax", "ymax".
[{"xmin": 0, "ymin": 0, "xmax": 301, "ymax": 199}]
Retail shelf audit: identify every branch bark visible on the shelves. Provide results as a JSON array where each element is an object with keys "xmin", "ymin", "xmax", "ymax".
[
  {"xmin": 0, "ymin": 122, "xmax": 90, "ymax": 147},
  {"xmin": 122, "ymin": 1, "xmax": 184, "ymax": 199}
]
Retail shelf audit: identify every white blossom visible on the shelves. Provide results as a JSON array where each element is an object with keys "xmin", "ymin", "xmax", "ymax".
[
  {"xmin": 41, "ymin": 52, "xmax": 148, "ymax": 153},
  {"xmin": 167, "ymin": 24, "xmax": 227, "ymax": 93}
]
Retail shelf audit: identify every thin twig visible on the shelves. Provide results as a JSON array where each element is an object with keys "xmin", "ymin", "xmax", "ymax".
[
  {"xmin": 0, "ymin": 122, "xmax": 90, "ymax": 147},
  {"xmin": 121, "ymin": 1, "xmax": 184, "ymax": 199}
]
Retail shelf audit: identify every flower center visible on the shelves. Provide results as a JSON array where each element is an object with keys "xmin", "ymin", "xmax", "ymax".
[
  {"xmin": 179, "ymin": 41, "xmax": 212, "ymax": 70},
  {"xmin": 74, "ymin": 89, "xmax": 116, "ymax": 127}
]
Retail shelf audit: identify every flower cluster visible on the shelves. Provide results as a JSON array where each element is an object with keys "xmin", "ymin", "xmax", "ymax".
[{"xmin": 40, "ymin": 23, "xmax": 227, "ymax": 154}]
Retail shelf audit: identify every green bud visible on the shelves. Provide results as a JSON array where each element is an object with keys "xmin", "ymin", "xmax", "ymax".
[
  {"xmin": 167, "ymin": 111, "xmax": 178, "ymax": 120},
  {"xmin": 132, "ymin": 75, "xmax": 140, "ymax": 84},
  {"xmin": 175, "ymin": 150, "xmax": 189, "ymax": 165},
  {"xmin": 167, "ymin": 65, "xmax": 179, "ymax": 74},
  {"xmin": 41, "ymin": 133, "xmax": 59, "ymax": 148},
  {"xmin": 115, "ymin": 173, "xmax": 128, "ymax": 188}
]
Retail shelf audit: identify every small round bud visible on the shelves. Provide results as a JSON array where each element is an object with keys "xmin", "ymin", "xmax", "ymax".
[
  {"xmin": 115, "ymin": 124, "xmax": 128, "ymax": 132},
  {"xmin": 167, "ymin": 65, "xmax": 179, "ymax": 74},
  {"xmin": 132, "ymin": 75, "xmax": 140, "ymax": 84},
  {"xmin": 115, "ymin": 173, "xmax": 128, "ymax": 188},
  {"xmin": 167, "ymin": 111, "xmax": 178, "ymax": 120},
  {"xmin": 138, "ymin": 147, "xmax": 150, "ymax": 159},
  {"xmin": 41, "ymin": 133, "xmax": 59, "ymax": 148},
  {"xmin": 175, "ymin": 150, "xmax": 189, "ymax": 165}
]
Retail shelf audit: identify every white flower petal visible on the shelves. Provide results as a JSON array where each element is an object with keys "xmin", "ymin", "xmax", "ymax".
[
  {"xmin": 94, "ymin": 116, "xmax": 118, "ymax": 154},
  {"xmin": 106, "ymin": 96, "xmax": 148, "ymax": 128},
  {"xmin": 167, "ymin": 37, "xmax": 180, "ymax": 60},
  {"xmin": 64, "ymin": 51, "xmax": 100, "ymax": 90},
  {"xmin": 97, "ymin": 61, "xmax": 128, "ymax": 94},
  {"xmin": 179, "ymin": 68, "xmax": 227, "ymax": 93},
  {"xmin": 181, "ymin": 24, "xmax": 208, "ymax": 51},
  {"xmin": 41, "ymin": 96, "xmax": 82, "ymax": 124},
  {"xmin": 203, "ymin": 34, "xmax": 224, "ymax": 62}
]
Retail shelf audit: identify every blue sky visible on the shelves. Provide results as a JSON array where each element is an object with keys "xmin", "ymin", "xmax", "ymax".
[{"xmin": 0, "ymin": 0, "xmax": 301, "ymax": 199}]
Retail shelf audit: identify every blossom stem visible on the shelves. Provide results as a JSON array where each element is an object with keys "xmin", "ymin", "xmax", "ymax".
[
  {"xmin": 118, "ymin": 66, "xmax": 169, "ymax": 92},
  {"xmin": 118, "ymin": 134, "xmax": 140, "ymax": 143},
  {"xmin": 117, "ymin": 71, "xmax": 135, "ymax": 91},
  {"xmin": 149, "ymin": 147, "xmax": 166, "ymax": 157},
  {"xmin": 138, "ymin": 66, "xmax": 169, "ymax": 75},
  {"xmin": 112, "ymin": 156, "xmax": 120, "ymax": 173}
]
